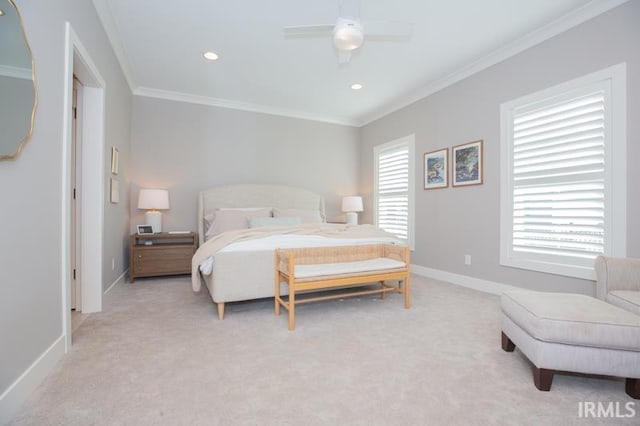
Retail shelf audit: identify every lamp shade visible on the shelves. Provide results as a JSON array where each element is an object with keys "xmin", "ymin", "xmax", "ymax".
[
  {"xmin": 341, "ymin": 196, "xmax": 363, "ymax": 213},
  {"xmin": 137, "ymin": 189, "xmax": 170, "ymax": 210}
]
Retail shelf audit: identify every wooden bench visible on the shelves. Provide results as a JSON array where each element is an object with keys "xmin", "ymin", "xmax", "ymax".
[{"xmin": 274, "ymin": 244, "xmax": 410, "ymax": 330}]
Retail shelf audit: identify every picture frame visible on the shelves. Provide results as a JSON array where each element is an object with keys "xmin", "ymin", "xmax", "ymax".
[
  {"xmin": 110, "ymin": 178, "xmax": 119, "ymax": 203},
  {"xmin": 137, "ymin": 224, "xmax": 154, "ymax": 235},
  {"xmin": 452, "ymin": 140, "xmax": 483, "ymax": 187},
  {"xmin": 110, "ymin": 146, "xmax": 119, "ymax": 175},
  {"xmin": 423, "ymin": 148, "xmax": 448, "ymax": 189}
]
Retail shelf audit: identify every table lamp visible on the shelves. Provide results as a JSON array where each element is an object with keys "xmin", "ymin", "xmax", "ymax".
[
  {"xmin": 137, "ymin": 188, "xmax": 170, "ymax": 233},
  {"xmin": 342, "ymin": 196, "xmax": 363, "ymax": 225}
]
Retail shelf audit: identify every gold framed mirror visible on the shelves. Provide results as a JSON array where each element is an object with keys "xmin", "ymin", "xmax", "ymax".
[{"xmin": 0, "ymin": 0, "xmax": 37, "ymax": 161}]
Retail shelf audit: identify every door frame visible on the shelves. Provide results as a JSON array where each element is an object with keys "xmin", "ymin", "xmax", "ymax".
[{"xmin": 61, "ymin": 23, "xmax": 106, "ymax": 351}]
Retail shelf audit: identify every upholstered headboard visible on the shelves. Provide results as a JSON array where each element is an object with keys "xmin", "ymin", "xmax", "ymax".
[{"xmin": 197, "ymin": 184, "xmax": 326, "ymax": 245}]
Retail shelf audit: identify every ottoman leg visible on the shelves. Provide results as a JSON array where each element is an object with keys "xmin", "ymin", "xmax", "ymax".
[
  {"xmin": 533, "ymin": 367, "xmax": 553, "ymax": 391},
  {"xmin": 626, "ymin": 378, "xmax": 639, "ymax": 400},
  {"xmin": 501, "ymin": 332, "xmax": 515, "ymax": 352}
]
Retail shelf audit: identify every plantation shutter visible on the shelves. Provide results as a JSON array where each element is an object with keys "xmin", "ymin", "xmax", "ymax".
[
  {"xmin": 376, "ymin": 144, "xmax": 409, "ymax": 241},
  {"xmin": 510, "ymin": 89, "xmax": 605, "ymax": 263}
]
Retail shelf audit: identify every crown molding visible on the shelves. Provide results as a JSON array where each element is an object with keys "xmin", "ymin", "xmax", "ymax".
[
  {"xmin": 357, "ymin": 0, "xmax": 630, "ymax": 126},
  {"xmin": 91, "ymin": 0, "xmax": 136, "ymax": 91},
  {"xmin": 134, "ymin": 86, "xmax": 359, "ymax": 127},
  {"xmin": 0, "ymin": 64, "xmax": 31, "ymax": 79}
]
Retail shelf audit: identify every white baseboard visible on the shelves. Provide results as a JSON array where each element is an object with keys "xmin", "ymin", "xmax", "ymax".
[
  {"xmin": 104, "ymin": 268, "xmax": 129, "ymax": 295},
  {"xmin": 0, "ymin": 335, "xmax": 65, "ymax": 424},
  {"xmin": 411, "ymin": 264, "xmax": 518, "ymax": 295}
]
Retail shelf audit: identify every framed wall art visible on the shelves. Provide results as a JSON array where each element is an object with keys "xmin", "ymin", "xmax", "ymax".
[
  {"xmin": 452, "ymin": 140, "xmax": 483, "ymax": 187},
  {"xmin": 111, "ymin": 146, "xmax": 119, "ymax": 175},
  {"xmin": 423, "ymin": 148, "xmax": 448, "ymax": 189},
  {"xmin": 110, "ymin": 178, "xmax": 119, "ymax": 203}
]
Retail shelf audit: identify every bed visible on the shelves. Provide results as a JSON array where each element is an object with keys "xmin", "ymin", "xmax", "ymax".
[{"xmin": 191, "ymin": 184, "xmax": 405, "ymax": 319}]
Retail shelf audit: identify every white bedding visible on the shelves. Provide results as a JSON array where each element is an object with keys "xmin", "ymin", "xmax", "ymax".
[
  {"xmin": 221, "ymin": 234, "xmax": 400, "ymax": 252},
  {"xmin": 199, "ymin": 234, "xmax": 400, "ymax": 275}
]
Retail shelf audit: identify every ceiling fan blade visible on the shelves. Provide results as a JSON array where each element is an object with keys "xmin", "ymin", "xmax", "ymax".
[
  {"xmin": 362, "ymin": 20, "xmax": 413, "ymax": 38},
  {"xmin": 283, "ymin": 24, "xmax": 334, "ymax": 36},
  {"xmin": 337, "ymin": 50, "xmax": 352, "ymax": 64}
]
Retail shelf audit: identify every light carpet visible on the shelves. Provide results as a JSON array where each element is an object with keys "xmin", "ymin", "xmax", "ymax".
[{"xmin": 9, "ymin": 275, "xmax": 638, "ymax": 425}]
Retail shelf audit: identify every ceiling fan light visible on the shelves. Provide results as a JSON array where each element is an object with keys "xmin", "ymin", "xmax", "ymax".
[{"xmin": 333, "ymin": 22, "xmax": 363, "ymax": 51}]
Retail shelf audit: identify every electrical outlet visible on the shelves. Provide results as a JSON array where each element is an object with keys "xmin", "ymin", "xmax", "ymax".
[
  {"xmin": 112, "ymin": 258, "xmax": 115, "ymax": 271},
  {"xmin": 464, "ymin": 255, "xmax": 471, "ymax": 265}
]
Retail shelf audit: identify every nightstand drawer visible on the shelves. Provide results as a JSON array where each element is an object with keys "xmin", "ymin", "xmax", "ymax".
[{"xmin": 133, "ymin": 247, "xmax": 193, "ymax": 274}]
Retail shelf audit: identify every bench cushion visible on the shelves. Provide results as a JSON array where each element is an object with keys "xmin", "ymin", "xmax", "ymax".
[
  {"xmin": 293, "ymin": 257, "xmax": 406, "ymax": 279},
  {"xmin": 501, "ymin": 290, "xmax": 640, "ymax": 352}
]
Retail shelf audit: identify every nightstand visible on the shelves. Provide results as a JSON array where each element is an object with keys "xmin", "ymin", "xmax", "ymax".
[{"xmin": 129, "ymin": 232, "xmax": 197, "ymax": 282}]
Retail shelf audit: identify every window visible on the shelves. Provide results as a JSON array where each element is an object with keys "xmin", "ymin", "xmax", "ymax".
[
  {"xmin": 500, "ymin": 64, "xmax": 626, "ymax": 279},
  {"xmin": 374, "ymin": 135, "xmax": 415, "ymax": 249}
]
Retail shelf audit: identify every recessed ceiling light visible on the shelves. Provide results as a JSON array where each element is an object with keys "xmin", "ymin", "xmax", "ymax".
[
  {"xmin": 351, "ymin": 83, "xmax": 363, "ymax": 90},
  {"xmin": 203, "ymin": 51, "xmax": 219, "ymax": 61},
  {"xmin": 0, "ymin": 9, "xmax": 5, "ymax": 16}
]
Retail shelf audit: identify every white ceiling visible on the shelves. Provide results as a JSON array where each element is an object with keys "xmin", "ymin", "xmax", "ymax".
[{"xmin": 92, "ymin": 0, "xmax": 625, "ymax": 127}]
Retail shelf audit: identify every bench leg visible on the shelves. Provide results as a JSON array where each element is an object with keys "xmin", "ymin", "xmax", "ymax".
[
  {"xmin": 217, "ymin": 303, "xmax": 225, "ymax": 320},
  {"xmin": 403, "ymin": 275, "xmax": 411, "ymax": 309},
  {"xmin": 380, "ymin": 281, "xmax": 386, "ymax": 300},
  {"xmin": 533, "ymin": 367, "xmax": 554, "ymax": 391},
  {"xmin": 274, "ymin": 275, "xmax": 281, "ymax": 316},
  {"xmin": 626, "ymin": 378, "xmax": 640, "ymax": 399},
  {"xmin": 501, "ymin": 332, "xmax": 515, "ymax": 352},
  {"xmin": 288, "ymin": 284, "xmax": 296, "ymax": 331}
]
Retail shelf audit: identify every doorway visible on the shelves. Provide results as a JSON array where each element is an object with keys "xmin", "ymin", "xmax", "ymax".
[{"xmin": 62, "ymin": 23, "xmax": 106, "ymax": 351}]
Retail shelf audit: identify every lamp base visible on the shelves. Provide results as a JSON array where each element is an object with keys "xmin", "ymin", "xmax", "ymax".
[
  {"xmin": 345, "ymin": 212, "xmax": 358, "ymax": 225},
  {"xmin": 145, "ymin": 211, "xmax": 163, "ymax": 233}
]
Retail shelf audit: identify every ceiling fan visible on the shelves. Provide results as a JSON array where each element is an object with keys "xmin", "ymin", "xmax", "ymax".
[{"xmin": 283, "ymin": 0, "xmax": 413, "ymax": 64}]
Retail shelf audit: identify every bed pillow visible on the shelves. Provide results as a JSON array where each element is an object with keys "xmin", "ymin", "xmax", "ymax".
[
  {"xmin": 206, "ymin": 208, "xmax": 272, "ymax": 239},
  {"xmin": 248, "ymin": 216, "xmax": 302, "ymax": 228},
  {"xmin": 273, "ymin": 208, "xmax": 323, "ymax": 223}
]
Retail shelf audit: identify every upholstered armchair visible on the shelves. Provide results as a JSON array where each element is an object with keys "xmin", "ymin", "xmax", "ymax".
[{"xmin": 594, "ymin": 255, "xmax": 640, "ymax": 315}]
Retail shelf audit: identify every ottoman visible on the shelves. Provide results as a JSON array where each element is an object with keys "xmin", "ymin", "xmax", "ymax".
[{"xmin": 501, "ymin": 290, "xmax": 640, "ymax": 399}]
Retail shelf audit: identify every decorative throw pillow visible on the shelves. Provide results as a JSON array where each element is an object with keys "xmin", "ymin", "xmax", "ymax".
[
  {"xmin": 273, "ymin": 208, "xmax": 323, "ymax": 223},
  {"xmin": 248, "ymin": 216, "xmax": 302, "ymax": 228},
  {"xmin": 206, "ymin": 208, "xmax": 272, "ymax": 239}
]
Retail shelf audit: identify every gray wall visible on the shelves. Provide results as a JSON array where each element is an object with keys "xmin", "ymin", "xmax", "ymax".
[
  {"xmin": 0, "ymin": 0, "xmax": 131, "ymax": 396},
  {"xmin": 129, "ymin": 96, "xmax": 360, "ymax": 232},
  {"xmin": 359, "ymin": 2, "xmax": 640, "ymax": 295}
]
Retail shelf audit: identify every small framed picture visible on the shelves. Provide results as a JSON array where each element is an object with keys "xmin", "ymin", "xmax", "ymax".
[
  {"xmin": 111, "ymin": 146, "xmax": 119, "ymax": 175},
  {"xmin": 110, "ymin": 178, "xmax": 119, "ymax": 203},
  {"xmin": 137, "ymin": 224, "xmax": 154, "ymax": 235},
  {"xmin": 423, "ymin": 148, "xmax": 448, "ymax": 189},
  {"xmin": 452, "ymin": 140, "xmax": 483, "ymax": 187}
]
